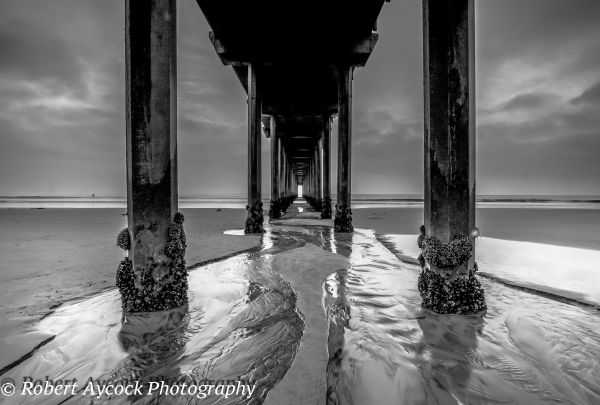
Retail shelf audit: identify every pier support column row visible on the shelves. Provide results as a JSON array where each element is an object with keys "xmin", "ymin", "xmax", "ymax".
[
  {"xmin": 245, "ymin": 63, "xmax": 264, "ymax": 233},
  {"xmin": 292, "ymin": 164, "xmax": 296, "ymax": 194},
  {"xmin": 316, "ymin": 139, "xmax": 323, "ymax": 210},
  {"xmin": 275, "ymin": 147, "xmax": 296, "ymax": 214},
  {"xmin": 304, "ymin": 144, "xmax": 322, "ymax": 212},
  {"xmin": 280, "ymin": 148, "xmax": 287, "ymax": 201},
  {"xmin": 419, "ymin": 0, "xmax": 486, "ymax": 314},
  {"xmin": 335, "ymin": 66, "xmax": 354, "ymax": 232},
  {"xmin": 321, "ymin": 116, "xmax": 332, "ymax": 219},
  {"xmin": 119, "ymin": 0, "xmax": 187, "ymax": 313},
  {"xmin": 269, "ymin": 117, "xmax": 281, "ymax": 220}
]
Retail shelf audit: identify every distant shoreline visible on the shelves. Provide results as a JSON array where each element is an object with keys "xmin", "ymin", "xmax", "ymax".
[
  {"xmin": 1, "ymin": 195, "xmax": 599, "ymax": 210},
  {"xmin": 2, "ymin": 194, "xmax": 599, "ymax": 200}
]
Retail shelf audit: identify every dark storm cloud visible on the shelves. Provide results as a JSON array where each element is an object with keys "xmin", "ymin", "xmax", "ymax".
[{"xmin": 0, "ymin": 0, "xmax": 599, "ymax": 196}]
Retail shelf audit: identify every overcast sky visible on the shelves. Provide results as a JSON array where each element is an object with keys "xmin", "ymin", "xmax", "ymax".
[{"xmin": 0, "ymin": 0, "xmax": 599, "ymax": 197}]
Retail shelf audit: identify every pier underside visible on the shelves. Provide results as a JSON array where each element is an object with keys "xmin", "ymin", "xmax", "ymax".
[
  {"xmin": 197, "ymin": 0, "xmax": 386, "ymax": 233},
  {"xmin": 121, "ymin": 0, "xmax": 485, "ymax": 316}
]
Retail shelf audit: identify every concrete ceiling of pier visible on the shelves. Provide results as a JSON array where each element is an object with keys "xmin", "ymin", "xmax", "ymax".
[{"xmin": 196, "ymin": 0, "xmax": 387, "ymax": 174}]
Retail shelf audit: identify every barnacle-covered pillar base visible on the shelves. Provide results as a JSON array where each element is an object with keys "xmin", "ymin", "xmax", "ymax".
[
  {"xmin": 245, "ymin": 201, "xmax": 265, "ymax": 234},
  {"xmin": 304, "ymin": 195, "xmax": 322, "ymax": 212},
  {"xmin": 119, "ymin": 0, "xmax": 186, "ymax": 313},
  {"xmin": 269, "ymin": 200, "xmax": 281, "ymax": 220},
  {"xmin": 334, "ymin": 204, "xmax": 353, "ymax": 233},
  {"xmin": 417, "ymin": 227, "xmax": 486, "ymax": 314},
  {"xmin": 321, "ymin": 197, "xmax": 332, "ymax": 219},
  {"xmin": 279, "ymin": 194, "xmax": 296, "ymax": 213},
  {"xmin": 117, "ymin": 214, "xmax": 188, "ymax": 312},
  {"xmin": 417, "ymin": 269, "xmax": 486, "ymax": 315},
  {"xmin": 421, "ymin": 0, "xmax": 484, "ymax": 314}
]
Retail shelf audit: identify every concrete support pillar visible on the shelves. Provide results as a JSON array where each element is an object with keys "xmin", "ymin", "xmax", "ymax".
[
  {"xmin": 287, "ymin": 165, "xmax": 296, "ymax": 196},
  {"xmin": 285, "ymin": 154, "xmax": 289, "ymax": 196},
  {"xmin": 419, "ymin": 0, "xmax": 485, "ymax": 315},
  {"xmin": 310, "ymin": 158, "xmax": 315, "ymax": 199},
  {"xmin": 335, "ymin": 66, "xmax": 354, "ymax": 232},
  {"xmin": 284, "ymin": 152, "xmax": 288, "ymax": 197},
  {"xmin": 312, "ymin": 142, "xmax": 322, "ymax": 211},
  {"xmin": 307, "ymin": 161, "xmax": 312, "ymax": 197},
  {"xmin": 269, "ymin": 117, "xmax": 281, "ymax": 219},
  {"xmin": 119, "ymin": 0, "xmax": 187, "ymax": 313},
  {"xmin": 245, "ymin": 63, "xmax": 264, "ymax": 233},
  {"xmin": 306, "ymin": 158, "xmax": 310, "ymax": 196},
  {"xmin": 279, "ymin": 147, "xmax": 284, "ymax": 199},
  {"xmin": 306, "ymin": 159, "xmax": 311, "ymax": 198},
  {"xmin": 316, "ymin": 141, "xmax": 322, "ymax": 200},
  {"xmin": 321, "ymin": 116, "xmax": 332, "ymax": 219}
]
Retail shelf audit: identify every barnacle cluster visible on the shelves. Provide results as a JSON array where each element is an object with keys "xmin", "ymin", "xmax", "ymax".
[
  {"xmin": 278, "ymin": 194, "xmax": 297, "ymax": 213},
  {"xmin": 268, "ymin": 199, "xmax": 282, "ymax": 220},
  {"xmin": 320, "ymin": 197, "xmax": 332, "ymax": 219},
  {"xmin": 416, "ymin": 225, "xmax": 486, "ymax": 314},
  {"xmin": 417, "ymin": 231, "xmax": 472, "ymax": 269},
  {"xmin": 116, "ymin": 213, "xmax": 188, "ymax": 312},
  {"xmin": 245, "ymin": 201, "xmax": 265, "ymax": 234},
  {"xmin": 116, "ymin": 228, "xmax": 130, "ymax": 250},
  {"xmin": 417, "ymin": 268, "xmax": 487, "ymax": 314},
  {"xmin": 304, "ymin": 195, "xmax": 322, "ymax": 212},
  {"xmin": 334, "ymin": 204, "xmax": 353, "ymax": 233}
]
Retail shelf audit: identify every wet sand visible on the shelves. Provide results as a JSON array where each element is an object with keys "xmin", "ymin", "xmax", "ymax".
[
  {"xmin": 0, "ymin": 208, "xmax": 261, "ymax": 368},
  {"xmin": 353, "ymin": 207, "xmax": 600, "ymax": 250},
  {"xmin": 1, "ymin": 203, "xmax": 599, "ymax": 404},
  {"xmin": 379, "ymin": 234, "xmax": 600, "ymax": 307},
  {"xmin": 1, "ymin": 205, "xmax": 599, "ymax": 404}
]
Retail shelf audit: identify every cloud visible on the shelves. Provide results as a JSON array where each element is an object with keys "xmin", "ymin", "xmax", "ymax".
[
  {"xmin": 0, "ymin": 22, "xmax": 85, "ymax": 93},
  {"xmin": 498, "ymin": 93, "xmax": 553, "ymax": 112},
  {"xmin": 0, "ymin": 0, "xmax": 599, "ymax": 196},
  {"xmin": 571, "ymin": 81, "xmax": 600, "ymax": 106},
  {"xmin": 478, "ymin": 128, "xmax": 600, "ymax": 195}
]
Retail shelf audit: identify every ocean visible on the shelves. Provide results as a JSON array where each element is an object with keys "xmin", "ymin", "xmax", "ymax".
[{"xmin": 1, "ymin": 194, "xmax": 599, "ymax": 209}]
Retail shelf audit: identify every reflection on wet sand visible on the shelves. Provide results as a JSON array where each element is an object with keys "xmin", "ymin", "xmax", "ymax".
[
  {"xmin": 3, "ymin": 249, "xmax": 305, "ymax": 405},
  {"xmin": 3, "ymin": 207, "xmax": 600, "ymax": 404},
  {"xmin": 325, "ymin": 268, "xmax": 351, "ymax": 405},
  {"xmin": 94, "ymin": 306, "xmax": 192, "ymax": 404},
  {"xmin": 321, "ymin": 228, "xmax": 600, "ymax": 405},
  {"xmin": 414, "ymin": 314, "xmax": 483, "ymax": 403}
]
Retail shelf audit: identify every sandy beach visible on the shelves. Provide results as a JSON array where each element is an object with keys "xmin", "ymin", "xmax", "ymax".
[
  {"xmin": 0, "ymin": 204, "xmax": 599, "ymax": 404},
  {"xmin": 0, "ymin": 208, "xmax": 262, "ymax": 368},
  {"xmin": 353, "ymin": 207, "xmax": 600, "ymax": 250}
]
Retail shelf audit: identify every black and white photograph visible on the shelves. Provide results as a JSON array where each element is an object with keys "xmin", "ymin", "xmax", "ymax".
[{"xmin": 0, "ymin": 0, "xmax": 599, "ymax": 404}]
